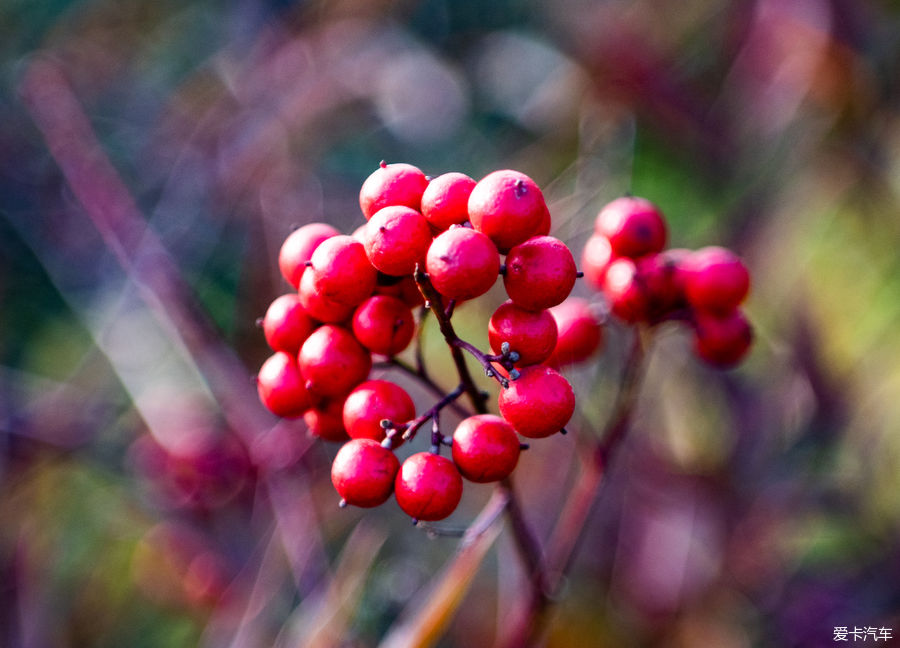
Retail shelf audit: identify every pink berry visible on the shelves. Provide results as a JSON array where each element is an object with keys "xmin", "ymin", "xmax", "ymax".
[
  {"xmin": 488, "ymin": 300, "xmax": 558, "ymax": 366},
  {"xmin": 420, "ymin": 172, "xmax": 476, "ymax": 231},
  {"xmin": 352, "ymin": 295, "xmax": 415, "ymax": 356},
  {"xmin": 692, "ymin": 309, "xmax": 753, "ymax": 368},
  {"xmin": 602, "ymin": 258, "xmax": 650, "ymax": 323},
  {"xmin": 364, "ymin": 205, "xmax": 433, "ymax": 276},
  {"xmin": 298, "ymin": 269, "xmax": 355, "ymax": 324},
  {"xmin": 262, "ymin": 294, "xmax": 316, "ymax": 354},
  {"xmin": 304, "ymin": 397, "xmax": 351, "ymax": 442},
  {"xmin": 504, "ymin": 236, "xmax": 577, "ymax": 311},
  {"xmin": 426, "ymin": 227, "xmax": 500, "ymax": 301},
  {"xmin": 451, "ymin": 415, "xmax": 521, "ymax": 483},
  {"xmin": 684, "ymin": 246, "xmax": 750, "ymax": 313},
  {"xmin": 298, "ymin": 325, "xmax": 372, "ymax": 398},
  {"xmin": 309, "ymin": 235, "xmax": 377, "ymax": 307},
  {"xmin": 395, "ymin": 452, "xmax": 463, "ymax": 521},
  {"xmin": 257, "ymin": 351, "xmax": 314, "ymax": 418},
  {"xmin": 498, "ymin": 365, "xmax": 575, "ymax": 438},
  {"xmin": 546, "ymin": 298, "xmax": 603, "ymax": 367},
  {"xmin": 278, "ymin": 223, "xmax": 340, "ymax": 289},
  {"xmin": 342, "ymin": 380, "xmax": 415, "ymax": 445},
  {"xmin": 595, "ymin": 196, "xmax": 667, "ymax": 258},
  {"xmin": 581, "ymin": 234, "xmax": 615, "ymax": 291},
  {"xmin": 331, "ymin": 439, "xmax": 400, "ymax": 508},
  {"xmin": 359, "ymin": 162, "xmax": 429, "ymax": 220},
  {"xmin": 637, "ymin": 248, "xmax": 691, "ymax": 318},
  {"xmin": 468, "ymin": 170, "xmax": 547, "ymax": 253}
]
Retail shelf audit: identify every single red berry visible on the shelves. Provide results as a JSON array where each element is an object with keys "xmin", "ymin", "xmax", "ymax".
[
  {"xmin": 451, "ymin": 415, "xmax": 521, "ymax": 483},
  {"xmin": 298, "ymin": 325, "xmax": 372, "ymax": 397},
  {"xmin": 331, "ymin": 439, "xmax": 400, "ymax": 508},
  {"xmin": 278, "ymin": 223, "xmax": 340, "ymax": 289},
  {"xmin": 692, "ymin": 308, "xmax": 753, "ymax": 367},
  {"xmin": 637, "ymin": 248, "xmax": 691, "ymax": 318},
  {"xmin": 488, "ymin": 300, "xmax": 558, "ymax": 366},
  {"xmin": 504, "ymin": 236, "xmax": 577, "ymax": 311},
  {"xmin": 309, "ymin": 235, "xmax": 377, "ymax": 307},
  {"xmin": 342, "ymin": 379, "xmax": 415, "ymax": 445},
  {"xmin": 262, "ymin": 294, "xmax": 316, "ymax": 354},
  {"xmin": 395, "ymin": 452, "xmax": 463, "ymax": 521},
  {"xmin": 581, "ymin": 234, "xmax": 616, "ymax": 291},
  {"xmin": 298, "ymin": 269, "xmax": 355, "ymax": 323},
  {"xmin": 352, "ymin": 295, "xmax": 415, "ymax": 356},
  {"xmin": 603, "ymin": 257, "xmax": 650, "ymax": 323},
  {"xmin": 364, "ymin": 205, "xmax": 433, "ymax": 276},
  {"xmin": 420, "ymin": 172, "xmax": 476, "ymax": 231},
  {"xmin": 468, "ymin": 170, "xmax": 547, "ymax": 253},
  {"xmin": 374, "ymin": 275, "xmax": 425, "ymax": 307},
  {"xmin": 257, "ymin": 351, "xmax": 314, "ymax": 418},
  {"xmin": 534, "ymin": 202, "xmax": 552, "ymax": 236},
  {"xmin": 498, "ymin": 365, "xmax": 575, "ymax": 438},
  {"xmin": 546, "ymin": 298, "xmax": 604, "ymax": 367},
  {"xmin": 684, "ymin": 246, "xmax": 750, "ymax": 313},
  {"xmin": 426, "ymin": 226, "xmax": 500, "ymax": 301},
  {"xmin": 595, "ymin": 196, "xmax": 667, "ymax": 258},
  {"xmin": 304, "ymin": 397, "xmax": 350, "ymax": 442},
  {"xmin": 359, "ymin": 162, "xmax": 429, "ymax": 220}
]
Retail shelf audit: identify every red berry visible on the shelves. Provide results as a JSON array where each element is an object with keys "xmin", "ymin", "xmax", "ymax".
[
  {"xmin": 692, "ymin": 309, "xmax": 753, "ymax": 367},
  {"xmin": 534, "ymin": 202, "xmax": 552, "ymax": 236},
  {"xmin": 498, "ymin": 365, "xmax": 575, "ymax": 438},
  {"xmin": 426, "ymin": 227, "xmax": 500, "ymax": 301},
  {"xmin": 603, "ymin": 258, "xmax": 650, "ymax": 323},
  {"xmin": 298, "ymin": 325, "xmax": 372, "ymax": 397},
  {"xmin": 637, "ymin": 248, "xmax": 691, "ymax": 317},
  {"xmin": 342, "ymin": 380, "xmax": 415, "ymax": 444},
  {"xmin": 468, "ymin": 170, "xmax": 547, "ymax": 253},
  {"xmin": 278, "ymin": 223, "xmax": 340, "ymax": 289},
  {"xmin": 257, "ymin": 351, "xmax": 314, "ymax": 418},
  {"xmin": 331, "ymin": 439, "xmax": 400, "ymax": 508},
  {"xmin": 395, "ymin": 452, "xmax": 463, "ymax": 521},
  {"xmin": 684, "ymin": 246, "xmax": 750, "ymax": 313},
  {"xmin": 309, "ymin": 235, "xmax": 377, "ymax": 307},
  {"xmin": 352, "ymin": 295, "xmax": 415, "ymax": 356},
  {"xmin": 451, "ymin": 415, "xmax": 520, "ymax": 483},
  {"xmin": 298, "ymin": 269, "xmax": 355, "ymax": 323},
  {"xmin": 420, "ymin": 172, "xmax": 476, "ymax": 231},
  {"xmin": 488, "ymin": 300, "xmax": 557, "ymax": 366},
  {"xmin": 359, "ymin": 162, "xmax": 429, "ymax": 220},
  {"xmin": 504, "ymin": 236, "xmax": 577, "ymax": 311},
  {"xmin": 546, "ymin": 298, "xmax": 603, "ymax": 367},
  {"xmin": 262, "ymin": 294, "xmax": 316, "ymax": 354},
  {"xmin": 374, "ymin": 275, "xmax": 425, "ymax": 307},
  {"xmin": 581, "ymin": 234, "xmax": 615, "ymax": 291},
  {"xmin": 364, "ymin": 205, "xmax": 433, "ymax": 276},
  {"xmin": 595, "ymin": 196, "xmax": 667, "ymax": 258},
  {"xmin": 304, "ymin": 397, "xmax": 350, "ymax": 442}
]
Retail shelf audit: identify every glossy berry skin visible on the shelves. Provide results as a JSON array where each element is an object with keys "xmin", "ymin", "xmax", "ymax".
[
  {"xmin": 262, "ymin": 294, "xmax": 316, "ymax": 354},
  {"xmin": 298, "ymin": 325, "xmax": 372, "ymax": 398},
  {"xmin": 364, "ymin": 205, "xmax": 433, "ymax": 276},
  {"xmin": 298, "ymin": 269, "xmax": 356, "ymax": 323},
  {"xmin": 359, "ymin": 162, "xmax": 429, "ymax": 220},
  {"xmin": 468, "ymin": 170, "xmax": 547, "ymax": 253},
  {"xmin": 595, "ymin": 196, "xmax": 667, "ymax": 258},
  {"xmin": 304, "ymin": 397, "xmax": 350, "ymax": 442},
  {"xmin": 451, "ymin": 415, "xmax": 520, "ymax": 483},
  {"xmin": 395, "ymin": 452, "xmax": 463, "ymax": 521},
  {"xmin": 603, "ymin": 258, "xmax": 650, "ymax": 323},
  {"xmin": 352, "ymin": 295, "xmax": 415, "ymax": 356},
  {"xmin": 684, "ymin": 246, "xmax": 750, "ymax": 313},
  {"xmin": 278, "ymin": 223, "xmax": 340, "ymax": 289},
  {"xmin": 692, "ymin": 309, "xmax": 753, "ymax": 368},
  {"xmin": 309, "ymin": 235, "xmax": 377, "ymax": 307},
  {"xmin": 488, "ymin": 300, "xmax": 558, "ymax": 366},
  {"xmin": 581, "ymin": 234, "xmax": 615, "ymax": 292},
  {"xmin": 498, "ymin": 365, "xmax": 575, "ymax": 438},
  {"xmin": 504, "ymin": 236, "xmax": 577, "ymax": 311},
  {"xmin": 342, "ymin": 380, "xmax": 415, "ymax": 444},
  {"xmin": 257, "ymin": 352, "xmax": 314, "ymax": 418},
  {"xmin": 534, "ymin": 203, "xmax": 552, "ymax": 237},
  {"xmin": 546, "ymin": 298, "xmax": 603, "ymax": 367},
  {"xmin": 426, "ymin": 227, "xmax": 500, "ymax": 300},
  {"xmin": 420, "ymin": 172, "xmax": 476, "ymax": 231},
  {"xmin": 331, "ymin": 439, "xmax": 400, "ymax": 508}
]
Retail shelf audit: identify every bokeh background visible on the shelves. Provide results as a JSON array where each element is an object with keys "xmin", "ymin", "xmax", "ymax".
[{"xmin": 3, "ymin": 1, "xmax": 900, "ymax": 646}]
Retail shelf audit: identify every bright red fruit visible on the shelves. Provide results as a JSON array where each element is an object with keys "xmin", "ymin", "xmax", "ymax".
[
  {"xmin": 304, "ymin": 397, "xmax": 350, "ymax": 442},
  {"xmin": 395, "ymin": 453, "xmax": 463, "ymax": 521},
  {"xmin": 359, "ymin": 162, "xmax": 429, "ymax": 220},
  {"xmin": 534, "ymin": 203, "xmax": 552, "ymax": 236},
  {"xmin": 278, "ymin": 223, "xmax": 340, "ymax": 289},
  {"xmin": 498, "ymin": 365, "xmax": 575, "ymax": 438},
  {"xmin": 298, "ymin": 325, "xmax": 372, "ymax": 397},
  {"xmin": 546, "ymin": 298, "xmax": 603, "ymax": 367},
  {"xmin": 504, "ymin": 236, "xmax": 577, "ymax": 311},
  {"xmin": 364, "ymin": 205, "xmax": 433, "ymax": 276},
  {"xmin": 581, "ymin": 234, "xmax": 615, "ymax": 291},
  {"xmin": 468, "ymin": 170, "xmax": 547, "ymax": 253},
  {"xmin": 603, "ymin": 258, "xmax": 650, "ymax": 323},
  {"xmin": 637, "ymin": 248, "xmax": 690, "ymax": 317},
  {"xmin": 342, "ymin": 380, "xmax": 415, "ymax": 444},
  {"xmin": 595, "ymin": 196, "xmax": 667, "ymax": 258},
  {"xmin": 257, "ymin": 351, "xmax": 314, "ymax": 418},
  {"xmin": 374, "ymin": 275, "xmax": 425, "ymax": 307},
  {"xmin": 298, "ymin": 269, "xmax": 356, "ymax": 323},
  {"xmin": 451, "ymin": 415, "xmax": 520, "ymax": 483},
  {"xmin": 262, "ymin": 294, "xmax": 316, "ymax": 354},
  {"xmin": 692, "ymin": 309, "xmax": 753, "ymax": 367},
  {"xmin": 420, "ymin": 172, "xmax": 476, "ymax": 231},
  {"xmin": 352, "ymin": 295, "xmax": 415, "ymax": 356},
  {"xmin": 331, "ymin": 439, "xmax": 400, "ymax": 508},
  {"xmin": 684, "ymin": 246, "xmax": 750, "ymax": 313},
  {"xmin": 488, "ymin": 300, "xmax": 558, "ymax": 366},
  {"xmin": 426, "ymin": 227, "xmax": 500, "ymax": 301},
  {"xmin": 309, "ymin": 235, "xmax": 377, "ymax": 306}
]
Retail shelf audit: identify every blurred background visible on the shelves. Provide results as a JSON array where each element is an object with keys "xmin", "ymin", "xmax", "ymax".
[{"xmin": 2, "ymin": 0, "xmax": 900, "ymax": 646}]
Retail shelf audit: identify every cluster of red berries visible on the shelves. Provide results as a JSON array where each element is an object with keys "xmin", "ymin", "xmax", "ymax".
[
  {"xmin": 581, "ymin": 196, "xmax": 753, "ymax": 367},
  {"xmin": 256, "ymin": 162, "xmax": 605, "ymax": 522}
]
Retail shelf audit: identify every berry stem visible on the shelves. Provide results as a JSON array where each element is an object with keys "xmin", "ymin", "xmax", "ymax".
[{"xmin": 389, "ymin": 384, "xmax": 464, "ymax": 445}]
